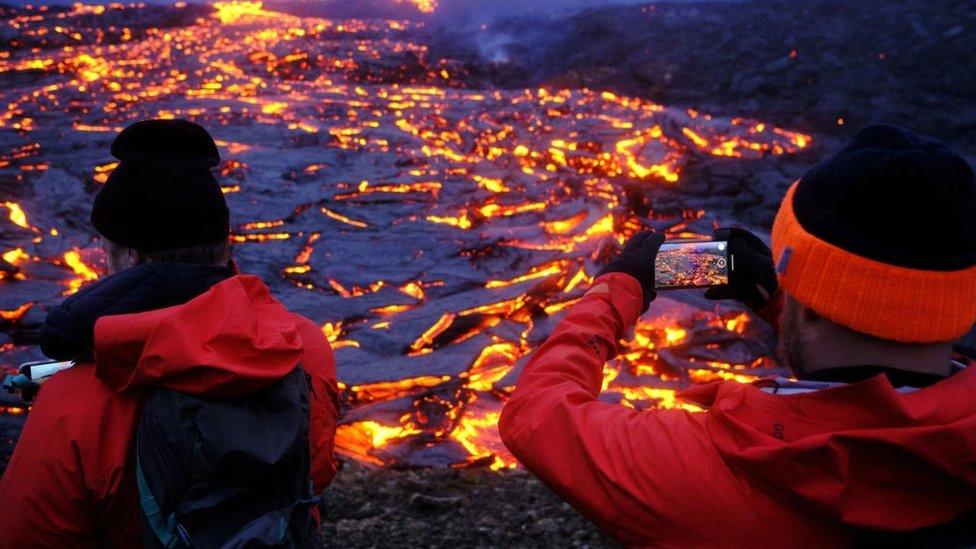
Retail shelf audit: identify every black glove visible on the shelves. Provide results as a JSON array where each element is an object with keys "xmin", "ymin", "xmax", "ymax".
[
  {"xmin": 598, "ymin": 230, "xmax": 665, "ymax": 312},
  {"xmin": 704, "ymin": 227, "xmax": 777, "ymax": 312}
]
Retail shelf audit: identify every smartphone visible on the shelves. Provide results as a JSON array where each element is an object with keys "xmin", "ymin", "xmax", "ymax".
[{"xmin": 655, "ymin": 240, "xmax": 730, "ymax": 289}]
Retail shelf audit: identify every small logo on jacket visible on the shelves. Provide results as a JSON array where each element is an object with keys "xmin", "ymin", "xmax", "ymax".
[
  {"xmin": 776, "ymin": 247, "xmax": 793, "ymax": 275},
  {"xmin": 586, "ymin": 334, "xmax": 606, "ymax": 357}
]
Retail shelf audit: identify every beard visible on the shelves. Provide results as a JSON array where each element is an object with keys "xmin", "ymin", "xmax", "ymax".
[{"xmin": 777, "ymin": 297, "xmax": 808, "ymax": 378}]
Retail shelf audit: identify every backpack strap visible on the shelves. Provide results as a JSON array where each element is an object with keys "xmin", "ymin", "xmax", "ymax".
[{"xmin": 136, "ymin": 449, "xmax": 188, "ymax": 548}]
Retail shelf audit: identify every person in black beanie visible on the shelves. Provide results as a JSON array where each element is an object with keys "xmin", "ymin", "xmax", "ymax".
[
  {"xmin": 500, "ymin": 124, "xmax": 976, "ymax": 546},
  {"xmin": 92, "ymin": 118, "xmax": 232, "ymax": 271},
  {"xmin": 0, "ymin": 120, "xmax": 341, "ymax": 547}
]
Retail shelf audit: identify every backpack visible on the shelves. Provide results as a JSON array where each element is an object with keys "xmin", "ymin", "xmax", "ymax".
[{"xmin": 135, "ymin": 367, "xmax": 322, "ymax": 548}]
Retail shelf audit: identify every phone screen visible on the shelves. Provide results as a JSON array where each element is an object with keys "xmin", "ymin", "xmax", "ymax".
[{"xmin": 655, "ymin": 241, "xmax": 729, "ymax": 289}]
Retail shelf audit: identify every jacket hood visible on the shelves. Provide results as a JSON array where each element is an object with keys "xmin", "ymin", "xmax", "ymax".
[
  {"xmin": 94, "ymin": 275, "xmax": 305, "ymax": 398},
  {"xmin": 679, "ymin": 368, "xmax": 976, "ymax": 531}
]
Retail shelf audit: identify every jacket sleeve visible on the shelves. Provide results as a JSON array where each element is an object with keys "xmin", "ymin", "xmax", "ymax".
[
  {"xmin": 498, "ymin": 273, "xmax": 723, "ymax": 545},
  {"xmin": 0, "ymin": 364, "xmax": 141, "ymax": 549},
  {"xmin": 294, "ymin": 317, "xmax": 341, "ymax": 492}
]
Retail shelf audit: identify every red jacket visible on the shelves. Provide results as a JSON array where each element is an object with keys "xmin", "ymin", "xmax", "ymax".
[
  {"xmin": 499, "ymin": 272, "xmax": 976, "ymax": 547},
  {"xmin": 0, "ymin": 275, "xmax": 340, "ymax": 548}
]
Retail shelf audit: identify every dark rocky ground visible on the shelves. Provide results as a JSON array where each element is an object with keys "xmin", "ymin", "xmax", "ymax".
[
  {"xmin": 320, "ymin": 462, "xmax": 615, "ymax": 548},
  {"xmin": 429, "ymin": 0, "xmax": 976, "ymax": 158}
]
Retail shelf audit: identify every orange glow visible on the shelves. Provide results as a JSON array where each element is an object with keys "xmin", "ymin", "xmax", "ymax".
[
  {"xmin": 92, "ymin": 161, "xmax": 119, "ymax": 184},
  {"xmin": 336, "ymin": 181, "xmax": 442, "ymax": 200},
  {"xmin": 3, "ymin": 202, "xmax": 30, "ymax": 229},
  {"xmin": 397, "ymin": 0, "xmax": 438, "ymax": 13},
  {"xmin": 213, "ymin": 1, "xmax": 276, "ymax": 24},
  {"xmin": 486, "ymin": 260, "xmax": 566, "ymax": 289},
  {"xmin": 347, "ymin": 375, "xmax": 450, "ymax": 403},
  {"xmin": 463, "ymin": 342, "xmax": 520, "ymax": 392},
  {"xmin": 0, "ymin": 2, "xmax": 803, "ymax": 470},
  {"xmin": 478, "ymin": 202, "xmax": 547, "ymax": 218},
  {"xmin": 62, "ymin": 250, "xmax": 99, "ymax": 294},
  {"xmin": 0, "ymin": 302, "xmax": 32, "ymax": 321},
  {"xmin": 664, "ymin": 327, "xmax": 687, "ymax": 345},
  {"xmin": 473, "ymin": 175, "xmax": 510, "ymax": 193},
  {"xmin": 408, "ymin": 312, "xmax": 456, "ymax": 354},
  {"xmin": 399, "ymin": 281, "xmax": 425, "ymax": 300},
  {"xmin": 541, "ymin": 211, "xmax": 588, "ymax": 234},
  {"xmin": 322, "ymin": 207, "xmax": 369, "ymax": 228},
  {"xmin": 543, "ymin": 298, "xmax": 579, "ymax": 315},
  {"xmin": 371, "ymin": 304, "xmax": 414, "ymax": 315},
  {"xmin": 231, "ymin": 232, "xmax": 291, "ymax": 243},
  {"xmin": 426, "ymin": 213, "xmax": 472, "ymax": 229},
  {"xmin": 293, "ymin": 233, "xmax": 321, "ymax": 266},
  {"xmin": 615, "ymin": 385, "xmax": 702, "ymax": 412},
  {"xmin": 562, "ymin": 268, "xmax": 590, "ymax": 293},
  {"xmin": 450, "ymin": 410, "xmax": 516, "ymax": 471},
  {"xmin": 688, "ymin": 369, "xmax": 757, "ymax": 384},
  {"xmin": 615, "ymin": 126, "xmax": 681, "ymax": 182},
  {"xmin": 725, "ymin": 312, "xmax": 750, "ymax": 334},
  {"xmin": 2, "ymin": 248, "xmax": 28, "ymax": 265},
  {"xmin": 335, "ymin": 420, "xmax": 421, "ymax": 465},
  {"xmin": 321, "ymin": 321, "xmax": 360, "ymax": 349},
  {"xmin": 241, "ymin": 220, "xmax": 285, "ymax": 230},
  {"xmin": 682, "ymin": 127, "xmax": 710, "ymax": 148}
]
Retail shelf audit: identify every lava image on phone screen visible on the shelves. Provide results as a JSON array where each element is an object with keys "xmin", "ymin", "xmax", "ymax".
[{"xmin": 655, "ymin": 241, "xmax": 729, "ymax": 289}]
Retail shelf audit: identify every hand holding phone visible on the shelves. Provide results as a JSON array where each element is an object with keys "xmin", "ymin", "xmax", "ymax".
[
  {"xmin": 703, "ymin": 227, "xmax": 778, "ymax": 311},
  {"xmin": 599, "ymin": 228, "xmax": 774, "ymax": 314},
  {"xmin": 597, "ymin": 230, "xmax": 666, "ymax": 312}
]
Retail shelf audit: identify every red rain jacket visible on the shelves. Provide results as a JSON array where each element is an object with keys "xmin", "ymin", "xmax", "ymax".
[
  {"xmin": 0, "ymin": 275, "xmax": 340, "ymax": 548},
  {"xmin": 499, "ymin": 272, "xmax": 976, "ymax": 547}
]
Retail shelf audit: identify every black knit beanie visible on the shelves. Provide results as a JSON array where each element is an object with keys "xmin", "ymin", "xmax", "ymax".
[
  {"xmin": 792, "ymin": 123, "xmax": 976, "ymax": 270},
  {"xmin": 772, "ymin": 124, "xmax": 976, "ymax": 342},
  {"xmin": 91, "ymin": 119, "xmax": 229, "ymax": 252}
]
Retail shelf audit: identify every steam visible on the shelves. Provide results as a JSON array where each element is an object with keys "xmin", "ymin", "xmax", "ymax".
[
  {"xmin": 475, "ymin": 31, "xmax": 515, "ymax": 64},
  {"xmin": 423, "ymin": 0, "xmax": 656, "ymax": 65},
  {"xmin": 431, "ymin": 0, "xmax": 652, "ymax": 23}
]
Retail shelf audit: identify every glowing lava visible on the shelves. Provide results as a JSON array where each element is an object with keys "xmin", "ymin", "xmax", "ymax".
[{"xmin": 0, "ymin": 0, "xmax": 804, "ymax": 470}]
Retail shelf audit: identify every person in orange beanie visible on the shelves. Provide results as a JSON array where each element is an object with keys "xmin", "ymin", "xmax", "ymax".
[{"xmin": 499, "ymin": 124, "xmax": 976, "ymax": 547}]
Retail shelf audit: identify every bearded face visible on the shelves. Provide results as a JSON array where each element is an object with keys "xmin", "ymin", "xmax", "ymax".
[{"xmin": 778, "ymin": 296, "xmax": 809, "ymax": 378}]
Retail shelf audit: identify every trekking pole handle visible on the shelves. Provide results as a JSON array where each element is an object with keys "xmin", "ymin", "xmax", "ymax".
[{"xmin": 2, "ymin": 360, "xmax": 75, "ymax": 404}]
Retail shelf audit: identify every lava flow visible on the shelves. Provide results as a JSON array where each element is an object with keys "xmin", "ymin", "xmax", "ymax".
[{"xmin": 0, "ymin": 1, "xmax": 808, "ymax": 470}]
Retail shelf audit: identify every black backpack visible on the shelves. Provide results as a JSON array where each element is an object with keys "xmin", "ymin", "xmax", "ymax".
[{"xmin": 135, "ymin": 367, "xmax": 322, "ymax": 548}]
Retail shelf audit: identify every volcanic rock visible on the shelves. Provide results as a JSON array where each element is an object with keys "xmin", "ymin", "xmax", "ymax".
[{"xmin": 429, "ymin": 0, "xmax": 976, "ymax": 157}]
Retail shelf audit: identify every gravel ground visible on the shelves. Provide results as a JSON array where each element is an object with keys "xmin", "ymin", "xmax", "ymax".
[{"xmin": 320, "ymin": 461, "xmax": 616, "ymax": 548}]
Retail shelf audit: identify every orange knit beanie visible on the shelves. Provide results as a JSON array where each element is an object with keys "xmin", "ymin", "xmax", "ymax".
[{"xmin": 771, "ymin": 125, "xmax": 976, "ymax": 343}]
